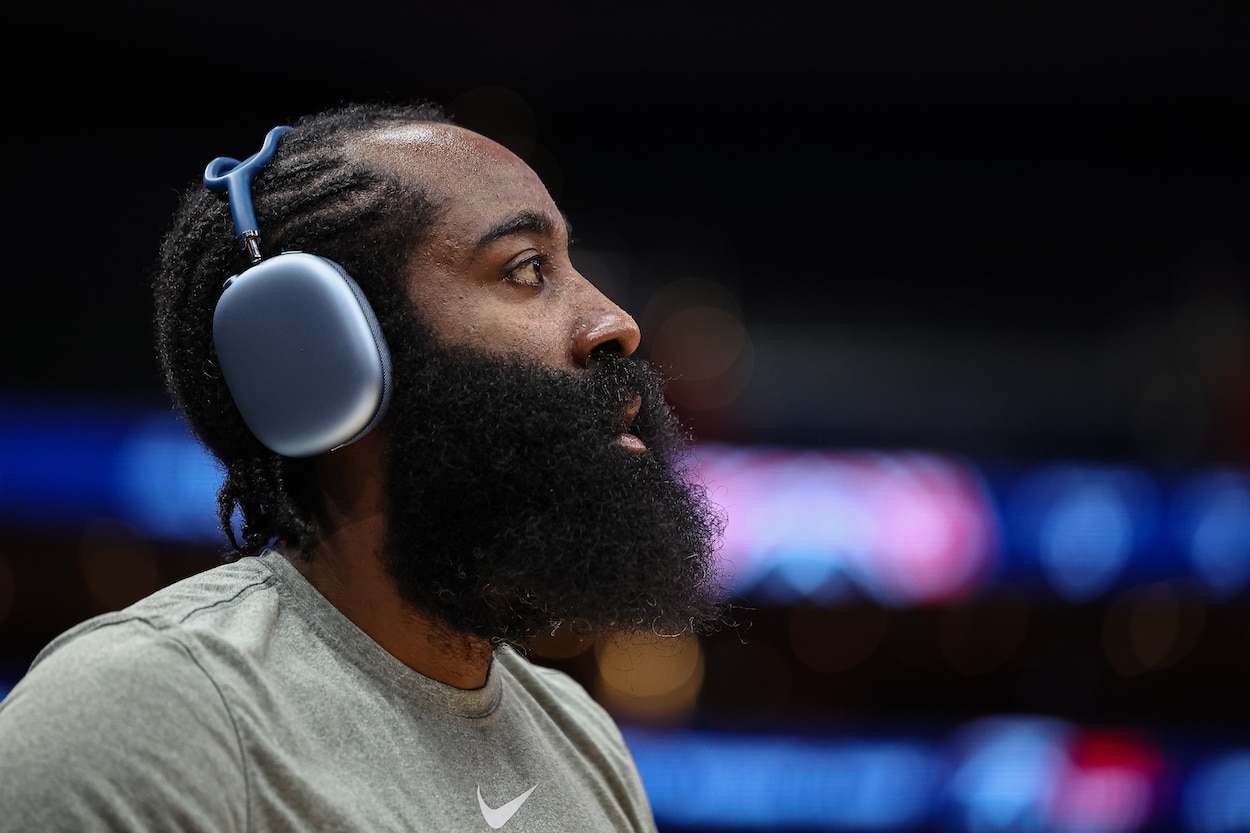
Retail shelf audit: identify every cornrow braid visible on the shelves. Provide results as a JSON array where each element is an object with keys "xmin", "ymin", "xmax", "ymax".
[{"xmin": 152, "ymin": 101, "xmax": 452, "ymax": 558}]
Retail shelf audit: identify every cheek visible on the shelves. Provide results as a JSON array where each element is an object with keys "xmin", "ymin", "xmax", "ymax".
[
  {"xmin": 475, "ymin": 313, "xmax": 570, "ymax": 365},
  {"xmin": 405, "ymin": 263, "xmax": 578, "ymax": 366},
  {"xmin": 411, "ymin": 291, "xmax": 571, "ymax": 365},
  {"xmin": 498, "ymin": 324, "xmax": 566, "ymax": 361},
  {"xmin": 405, "ymin": 268, "xmax": 477, "ymax": 342}
]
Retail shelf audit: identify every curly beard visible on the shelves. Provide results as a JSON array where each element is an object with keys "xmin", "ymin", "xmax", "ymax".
[{"xmin": 380, "ymin": 321, "xmax": 729, "ymax": 647}]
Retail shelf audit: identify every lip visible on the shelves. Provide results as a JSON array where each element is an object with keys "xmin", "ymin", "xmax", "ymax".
[
  {"xmin": 616, "ymin": 395, "xmax": 646, "ymax": 453},
  {"xmin": 615, "ymin": 433, "xmax": 647, "ymax": 452}
]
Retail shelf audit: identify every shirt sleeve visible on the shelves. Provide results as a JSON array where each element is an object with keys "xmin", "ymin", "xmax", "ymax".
[{"xmin": 0, "ymin": 619, "xmax": 247, "ymax": 833}]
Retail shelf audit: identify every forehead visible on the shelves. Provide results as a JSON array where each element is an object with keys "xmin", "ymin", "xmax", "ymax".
[{"xmin": 349, "ymin": 122, "xmax": 556, "ymax": 220}]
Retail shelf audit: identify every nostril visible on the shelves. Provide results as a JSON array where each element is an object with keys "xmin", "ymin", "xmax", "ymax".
[{"xmin": 588, "ymin": 340, "xmax": 624, "ymax": 363}]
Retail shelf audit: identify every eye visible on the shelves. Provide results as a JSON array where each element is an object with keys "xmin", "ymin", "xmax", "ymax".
[{"xmin": 505, "ymin": 254, "xmax": 548, "ymax": 287}]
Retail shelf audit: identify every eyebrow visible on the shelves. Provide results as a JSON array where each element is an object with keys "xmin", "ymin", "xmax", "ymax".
[{"xmin": 473, "ymin": 209, "xmax": 573, "ymax": 251}]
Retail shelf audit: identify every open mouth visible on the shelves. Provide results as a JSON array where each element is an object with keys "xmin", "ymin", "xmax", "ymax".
[{"xmin": 615, "ymin": 394, "xmax": 646, "ymax": 452}]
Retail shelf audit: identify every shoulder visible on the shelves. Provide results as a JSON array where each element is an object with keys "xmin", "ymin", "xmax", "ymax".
[
  {"xmin": 8, "ymin": 552, "xmax": 298, "ymax": 712},
  {"xmin": 1, "ymin": 614, "xmax": 241, "ymax": 750},
  {"xmin": 0, "ymin": 554, "xmax": 292, "ymax": 757},
  {"xmin": 0, "ymin": 595, "xmax": 252, "ymax": 831},
  {"xmin": 0, "ymin": 554, "xmax": 289, "ymax": 735}
]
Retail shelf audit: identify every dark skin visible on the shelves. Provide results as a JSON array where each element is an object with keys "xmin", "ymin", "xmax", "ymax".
[{"xmin": 285, "ymin": 123, "xmax": 644, "ymax": 690}]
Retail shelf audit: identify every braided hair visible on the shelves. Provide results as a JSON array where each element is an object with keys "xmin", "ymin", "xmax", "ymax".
[{"xmin": 152, "ymin": 101, "xmax": 452, "ymax": 558}]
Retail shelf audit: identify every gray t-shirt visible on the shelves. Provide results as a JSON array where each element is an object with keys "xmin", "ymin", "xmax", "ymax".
[{"xmin": 0, "ymin": 551, "xmax": 658, "ymax": 832}]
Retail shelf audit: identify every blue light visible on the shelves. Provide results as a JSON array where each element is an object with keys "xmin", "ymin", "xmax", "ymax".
[
  {"xmin": 941, "ymin": 715, "xmax": 1074, "ymax": 831},
  {"xmin": 114, "ymin": 412, "xmax": 224, "ymax": 542},
  {"xmin": 624, "ymin": 728, "xmax": 943, "ymax": 830},
  {"xmin": 1004, "ymin": 464, "xmax": 1164, "ymax": 602},
  {"xmin": 1183, "ymin": 749, "xmax": 1250, "ymax": 833},
  {"xmin": 0, "ymin": 396, "xmax": 221, "ymax": 543},
  {"xmin": 1040, "ymin": 479, "xmax": 1136, "ymax": 601},
  {"xmin": 1171, "ymin": 469, "xmax": 1250, "ymax": 601}
]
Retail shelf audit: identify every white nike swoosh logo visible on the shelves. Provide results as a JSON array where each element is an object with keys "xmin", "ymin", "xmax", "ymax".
[{"xmin": 477, "ymin": 784, "xmax": 537, "ymax": 829}]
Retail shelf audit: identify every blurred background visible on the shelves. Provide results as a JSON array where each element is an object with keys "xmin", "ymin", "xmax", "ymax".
[{"xmin": 3, "ymin": 2, "xmax": 1248, "ymax": 831}]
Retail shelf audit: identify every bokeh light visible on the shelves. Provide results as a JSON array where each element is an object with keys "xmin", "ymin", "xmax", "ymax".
[
  {"xmin": 78, "ymin": 518, "xmax": 160, "ymax": 612},
  {"xmin": 788, "ymin": 601, "xmax": 891, "ymax": 674},
  {"xmin": 939, "ymin": 589, "xmax": 1031, "ymax": 677},
  {"xmin": 593, "ymin": 634, "xmax": 705, "ymax": 725},
  {"xmin": 643, "ymin": 278, "xmax": 754, "ymax": 412},
  {"xmin": 1101, "ymin": 580, "xmax": 1207, "ymax": 677}
]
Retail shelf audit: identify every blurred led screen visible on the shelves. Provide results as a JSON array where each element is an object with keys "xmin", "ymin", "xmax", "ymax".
[{"xmin": 2, "ymin": 397, "xmax": 1246, "ymax": 606}]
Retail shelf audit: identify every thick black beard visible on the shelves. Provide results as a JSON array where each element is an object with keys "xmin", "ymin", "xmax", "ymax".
[{"xmin": 380, "ymin": 326, "xmax": 729, "ymax": 647}]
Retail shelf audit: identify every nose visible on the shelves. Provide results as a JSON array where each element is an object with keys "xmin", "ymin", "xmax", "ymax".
[{"xmin": 572, "ymin": 284, "xmax": 642, "ymax": 367}]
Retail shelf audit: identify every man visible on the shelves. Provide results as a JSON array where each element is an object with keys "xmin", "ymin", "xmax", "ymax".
[{"xmin": 0, "ymin": 101, "xmax": 728, "ymax": 831}]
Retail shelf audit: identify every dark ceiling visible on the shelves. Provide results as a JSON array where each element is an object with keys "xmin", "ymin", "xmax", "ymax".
[{"xmin": 9, "ymin": 2, "xmax": 1250, "ymax": 463}]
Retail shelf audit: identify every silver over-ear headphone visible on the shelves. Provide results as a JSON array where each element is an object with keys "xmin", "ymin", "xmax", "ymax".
[{"xmin": 204, "ymin": 126, "xmax": 392, "ymax": 457}]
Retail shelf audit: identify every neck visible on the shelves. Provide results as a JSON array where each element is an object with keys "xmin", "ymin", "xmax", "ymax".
[{"xmin": 281, "ymin": 431, "xmax": 493, "ymax": 690}]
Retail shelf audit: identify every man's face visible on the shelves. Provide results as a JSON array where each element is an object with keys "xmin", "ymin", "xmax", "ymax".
[{"xmin": 353, "ymin": 124, "xmax": 727, "ymax": 643}]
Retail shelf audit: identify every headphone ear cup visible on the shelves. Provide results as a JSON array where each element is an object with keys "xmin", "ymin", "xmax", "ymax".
[{"xmin": 212, "ymin": 251, "xmax": 392, "ymax": 457}]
